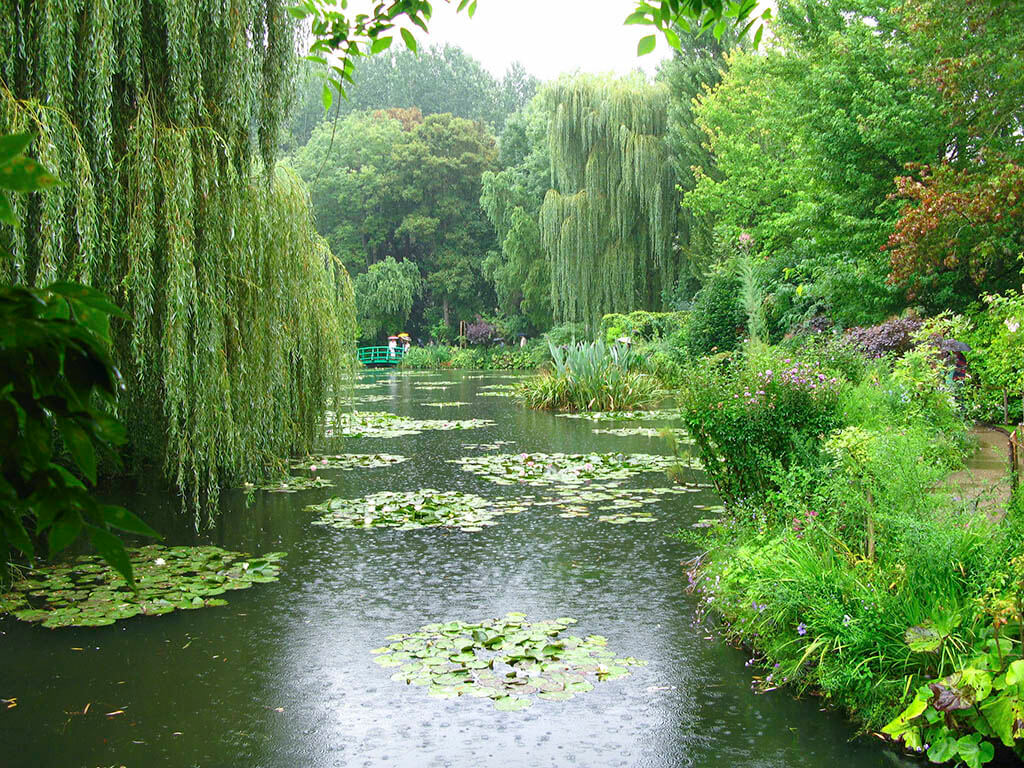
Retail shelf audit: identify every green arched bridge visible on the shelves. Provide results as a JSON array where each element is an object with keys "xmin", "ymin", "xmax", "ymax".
[{"xmin": 357, "ymin": 346, "xmax": 405, "ymax": 367}]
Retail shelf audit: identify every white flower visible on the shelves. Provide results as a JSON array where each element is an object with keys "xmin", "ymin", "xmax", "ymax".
[
  {"xmin": 1005, "ymin": 317, "xmax": 1020, "ymax": 333},
  {"xmin": 154, "ymin": 557, "xmax": 166, "ymax": 566}
]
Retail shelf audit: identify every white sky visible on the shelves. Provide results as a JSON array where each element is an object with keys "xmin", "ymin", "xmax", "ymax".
[{"xmin": 393, "ymin": 1, "xmax": 674, "ymax": 81}]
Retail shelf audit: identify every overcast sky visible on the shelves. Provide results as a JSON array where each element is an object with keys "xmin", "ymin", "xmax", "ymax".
[{"xmin": 391, "ymin": 1, "xmax": 674, "ymax": 81}]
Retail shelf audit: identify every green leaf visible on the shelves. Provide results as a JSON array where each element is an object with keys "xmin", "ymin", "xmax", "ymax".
[
  {"xmin": 1006, "ymin": 659, "xmax": 1024, "ymax": 686},
  {"xmin": 881, "ymin": 695, "xmax": 928, "ymax": 737},
  {"xmin": 467, "ymin": 0, "xmax": 477, "ymax": 17},
  {"xmin": 0, "ymin": 132, "xmax": 32, "ymax": 165},
  {"xmin": 927, "ymin": 734, "xmax": 958, "ymax": 763},
  {"xmin": 2, "ymin": 514, "xmax": 34, "ymax": 559},
  {"xmin": 321, "ymin": 83, "xmax": 332, "ymax": 112},
  {"xmin": 957, "ymin": 734, "xmax": 995, "ymax": 768},
  {"xmin": 636, "ymin": 35, "xmax": 657, "ymax": 56},
  {"xmin": 370, "ymin": 36, "xmax": 393, "ymax": 54},
  {"xmin": 753, "ymin": 25, "xmax": 763, "ymax": 47},
  {"xmin": 47, "ymin": 512, "xmax": 83, "ymax": 557},
  {"xmin": 87, "ymin": 525, "xmax": 134, "ymax": 586},
  {"xmin": 102, "ymin": 505, "xmax": 160, "ymax": 538},
  {"xmin": 59, "ymin": 420, "xmax": 97, "ymax": 484},
  {"xmin": 0, "ymin": 154, "xmax": 59, "ymax": 193},
  {"xmin": 664, "ymin": 28, "xmax": 681, "ymax": 50},
  {"xmin": 713, "ymin": 20, "xmax": 727, "ymax": 39},
  {"xmin": 980, "ymin": 692, "xmax": 1024, "ymax": 747},
  {"xmin": 0, "ymin": 190, "xmax": 14, "ymax": 226},
  {"xmin": 400, "ymin": 27, "xmax": 417, "ymax": 52},
  {"xmin": 624, "ymin": 11, "xmax": 651, "ymax": 25}
]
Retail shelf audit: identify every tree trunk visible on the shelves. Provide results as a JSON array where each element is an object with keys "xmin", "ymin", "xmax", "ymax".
[{"xmin": 442, "ymin": 296, "xmax": 450, "ymax": 328}]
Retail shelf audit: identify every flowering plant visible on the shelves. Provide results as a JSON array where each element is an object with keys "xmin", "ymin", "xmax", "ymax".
[{"xmin": 680, "ymin": 354, "xmax": 844, "ymax": 503}]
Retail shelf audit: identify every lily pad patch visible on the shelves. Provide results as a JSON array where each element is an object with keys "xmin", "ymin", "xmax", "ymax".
[
  {"xmin": 557, "ymin": 410, "xmax": 680, "ymax": 422},
  {"xmin": 245, "ymin": 475, "xmax": 335, "ymax": 493},
  {"xmin": 292, "ymin": 453, "xmax": 409, "ymax": 471},
  {"xmin": 0, "ymin": 546, "xmax": 285, "ymax": 629},
  {"xmin": 422, "ymin": 402, "xmax": 471, "ymax": 408},
  {"xmin": 326, "ymin": 411, "xmax": 494, "ymax": 438},
  {"xmin": 592, "ymin": 427, "xmax": 691, "ymax": 440},
  {"xmin": 374, "ymin": 614, "xmax": 646, "ymax": 710},
  {"xmin": 452, "ymin": 452, "xmax": 678, "ymax": 487},
  {"xmin": 308, "ymin": 490, "xmax": 526, "ymax": 532}
]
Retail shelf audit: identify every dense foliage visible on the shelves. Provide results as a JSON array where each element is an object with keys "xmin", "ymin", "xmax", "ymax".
[
  {"xmin": 290, "ymin": 110, "xmax": 496, "ymax": 340},
  {"xmin": 539, "ymin": 74, "xmax": 677, "ymax": 331},
  {"xmin": 0, "ymin": 0, "xmax": 356, "ymax": 516}
]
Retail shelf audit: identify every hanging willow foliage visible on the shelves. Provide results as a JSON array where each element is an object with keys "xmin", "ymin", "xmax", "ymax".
[
  {"xmin": 539, "ymin": 74, "xmax": 677, "ymax": 330},
  {"xmin": 0, "ymin": 0, "xmax": 356, "ymax": 520}
]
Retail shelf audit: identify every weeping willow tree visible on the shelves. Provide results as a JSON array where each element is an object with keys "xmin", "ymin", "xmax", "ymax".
[
  {"xmin": 539, "ymin": 74, "xmax": 677, "ymax": 330},
  {"xmin": 0, "ymin": 0, "xmax": 356, "ymax": 518}
]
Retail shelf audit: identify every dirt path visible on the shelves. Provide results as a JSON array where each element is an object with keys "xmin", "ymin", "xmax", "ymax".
[{"xmin": 946, "ymin": 426, "xmax": 1017, "ymax": 519}]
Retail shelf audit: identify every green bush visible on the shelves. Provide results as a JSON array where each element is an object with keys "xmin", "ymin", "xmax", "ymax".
[
  {"xmin": 679, "ymin": 350, "xmax": 845, "ymax": 503},
  {"xmin": 681, "ymin": 268, "xmax": 745, "ymax": 357},
  {"xmin": 400, "ymin": 343, "xmax": 545, "ymax": 371},
  {"xmin": 543, "ymin": 322, "xmax": 590, "ymax": 347},
  {"xmin": 514, "ymin": 341, "xmax": 661, "ymax": 412},
  {"xmin": 600, "ymin": 310, "xmax": 689, "ymax": 344}
]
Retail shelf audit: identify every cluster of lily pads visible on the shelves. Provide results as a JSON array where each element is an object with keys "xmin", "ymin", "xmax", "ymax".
[
  {"xmin": 591, "ymin": 426, "xmax": 689, "ymax": 438},
  {"xmin": 245, "ymin": 475, "xmax": 335, "ymax": 493},
  {"xmin": 308, "ymin": 490, "xmax": 527, "ymax": 532},
  {"xmin": 452, "ymin": 452, "xmax": 677, "ymax": 487},
  {"xmin": 373, "ymin": 613, "xmax": 646, "ymax": 710},
  {"xmin": 557, "ymin": 410, "xmax": 680, "ymax": 422},
  {"xmin": 326, "ymin": 411, "xmax": 494, "ymax": 439},
  {"xmin": 292, "ymin": 453, "xmax": 408, "ymax": 471},
  {"xmin": 352, "ymin": 393, "xmax": 393, "ymax": 404},
  {"xmin": 0, "ymin": 546, "xmax": 285, "ymax": 629},
  {"xmin": 422, "ymin": 401, "xmax": 470, "ymax": 408},
  {"xmin": 528, "ymin": 485, "xmax": 695, "ymax": 524}
]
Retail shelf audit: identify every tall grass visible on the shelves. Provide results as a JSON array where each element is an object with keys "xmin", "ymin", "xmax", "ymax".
[{"xmin": 514, "ymin": 341, "xmax": 662, "ymax": 411}]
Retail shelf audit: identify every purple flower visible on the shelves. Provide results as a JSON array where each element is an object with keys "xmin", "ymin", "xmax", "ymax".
[{"xmin": 797, "ymin": 622, "xmax": 807, "ymax": 636}]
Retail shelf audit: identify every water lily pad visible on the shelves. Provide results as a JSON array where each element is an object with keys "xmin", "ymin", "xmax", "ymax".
[
  {"xmin": 452, "ymin": 452, "xmax": 679, "ymax": 487},
  {"xmin": 422, "ymin": 402, "xmax": 471, "ymax": 408},
  {"xmin": 308, "ymin": 490, "xmax": 526, "ymax": 532},
  {"xmin": 558, "ymin": 410, "xmax": 680, "ymax": 422},
  {"xmin": 292, "ymin": 453, "xmax": 409, "ymax": 471},
  {"xmin": 0, "ymin": 546, "xmax": 286, "ymax": 629},
  {"xmin": 245, "ymin": 475, "xmax": 335, "ymax": 493},
  {"xmin": 373, "ymin": 614, "xmax": 645, "ymax": 711},
  {"xmin": 326, "ymin": 411, "xmax": 494, "ymax": 439},
  {"xmin": 592, "ymin": 427, "xmax": 691, "ymax": 440}
]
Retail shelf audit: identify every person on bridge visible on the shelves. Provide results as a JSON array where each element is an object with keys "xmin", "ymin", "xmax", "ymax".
[{"xmin": 387, "ymin": 335, "xmax": 399, "ymax": 358}]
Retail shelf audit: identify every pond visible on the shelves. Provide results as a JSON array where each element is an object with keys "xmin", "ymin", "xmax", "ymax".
[{"xmin": 1, "ymin": 371, "xmax": 910, "ymax": 767}]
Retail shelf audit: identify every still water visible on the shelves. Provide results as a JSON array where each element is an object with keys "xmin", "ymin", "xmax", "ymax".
[{"xmin": 1, "ymin": 371, "xmax": 906, "ymax": 768}]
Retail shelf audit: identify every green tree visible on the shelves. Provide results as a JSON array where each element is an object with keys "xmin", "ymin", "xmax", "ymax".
[
  {"xmin": 538, "ymin": 74, "xmax": 678, "ymax": 330},
  {"xmin": 0, "ymin": 0, "xmax": 356, "ymax": 515},
  {"xmin": 283, "ymin": 45, "xmax": 536, "ymax": 151},
  {"xmin": 658, "ymin": 24, "xmax": 742, "ymax": 291},
  {"xmin": 686, "ymin": 0, "xmax": 948, "ymax": 329},
  {"xmin": 480, "ymin": 100, "xmax": 552, "ymax": 333},
  {"xmin": 355, "ymin": 256, "xmax": 422, "ymax": 340},
  {"xmin": 884, "ymin": 0, "xmax": 1024, "ymax": 307},
  {"xmin": 292, "ymin": 110, "xmax": 498, "ymax": 335}
]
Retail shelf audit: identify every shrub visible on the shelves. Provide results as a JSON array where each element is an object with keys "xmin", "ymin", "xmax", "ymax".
[
  {"xmin": 679, "ymin": 351, "xmax": 844, "ymax": 502},
  {"xmin": 466, "ymin": 317, "xmax": 499, "ymax": 346},
  {"xmin": 543, "ymin": 322, "xmax": 590, "ymax": 347},
  {"xmin": 514, "ymin": 341, "xmax": 661, "ymax": 412},
  {"xmin": 600, "ymin": 310, "xmax": 689, "ymax": 344},
  {"xmin": 681, "ymin": 268, "xmax": 745, "ymax": 357},
  {"xmin": 400, "ymin": 346, "xmax": 451, "ymax": 370},
  {"xmin": 844, "ymin": 315, "xmax": 922, "ymax": 358}
]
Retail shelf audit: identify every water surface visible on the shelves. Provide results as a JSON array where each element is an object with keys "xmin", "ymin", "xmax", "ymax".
[{"xmin": 1, "ymin": 371, "xmax": 906, "ymax": 767}]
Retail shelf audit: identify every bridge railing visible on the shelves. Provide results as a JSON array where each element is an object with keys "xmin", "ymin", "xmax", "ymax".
[{"xmin": 357, "ymin": 346, "xmax": 405, "ymax": 365}]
